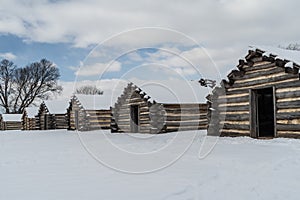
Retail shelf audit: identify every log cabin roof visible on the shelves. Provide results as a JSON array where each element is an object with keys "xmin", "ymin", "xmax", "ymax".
[
  {"xmin": 43, "ymin": 99, "xmax": 70, "ymax": 114},
  {"xmin": 74, "ymin": 94, "xmax": 113, "ymax": 110},
  {"xmin": 250, "ymin": 45, "xmax": 300, "ymax": 66},
  {"xmin": 24, "ymin": 107, "xmax": 39, "ymax": 118},
  {"xmin": 1, "ymin": 114, "xmax": 23, "ymax": 122},
  {"xmin": 130, "ymin": 79, "xmax": 207, "ymax": 103}
]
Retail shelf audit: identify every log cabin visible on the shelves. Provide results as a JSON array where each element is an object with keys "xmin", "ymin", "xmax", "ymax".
[
  {"xmin": 0, "ymin": 114, "xmax": 22, "ymax": 130},
  {"xmin": 112, "ymin": 81, "xmax": 208, "ymax": 134},
  {"xmin": 207, "ymin": 47, "xmax": 300, "ymax": 138},
  {"xmin": 67, "ymin": 94, "xmax": 112, "ymax": 131},
  {"xmin": 37, "ymin": 100, "xmax": 69, "ymax": 130},
  {"xmin": 22, "ymin": 107, "xmax": 39, "ymax": 130}
]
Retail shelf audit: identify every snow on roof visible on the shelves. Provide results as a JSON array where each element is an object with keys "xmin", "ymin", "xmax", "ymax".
[
  {"xmin": 24, "ymin": 107, "xmax": 39, "ymax": 118},
  {"xmin": 43, "ymin": 99, "xmax": 70, "ymax": 114},
  {"xmin": 131, "ymin": 79, "xmax": 209, "ymax": 103},
  {"xmin": 251, "ymin": 45, "xmax": 300, "ymax": 66},
  {"xmin": 1, "ymin": 114, "xmax": 22, "ymax": 122},
  {"xmin": 75, "ymin": 94, "xmax": 112, "ymax": 110}
]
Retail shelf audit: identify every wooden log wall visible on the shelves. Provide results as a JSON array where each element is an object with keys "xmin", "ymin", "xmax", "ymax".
[
  {"xmin": 22, "ymin": 117, "xmax": 37, "ymax": 130},
  {"xmin": 157, "ymin": 103, "xmax": 208, "ymax": 132},
  {"xmin": 53, "ymin": 114, "xmax": 68, "ymax": 129},
  {"xmin": 86, "ymin": 110, "xmax": 111, "ymax": 130},
  {"xmin": 1, "ymin": 121, "xmax": 22, "ymax": 130},
  {"xmin": 68, "ymin": 96, "xmax": 111, "ymax": 131},
  {"xmin": 207, "ymin": 49, "xmax": 300, "ymax": 138},
  {"xmin": 112, "ymin": 83, "xmax": 209, "ymax": 134}
]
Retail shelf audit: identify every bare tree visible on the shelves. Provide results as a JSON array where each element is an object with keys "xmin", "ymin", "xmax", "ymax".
[
  {"xmin": 0, "ymin": 59, "xmax": 62, "ymax": 113},
  {"xmin": 279, "ymin": 43, "xmax": 300, "ymax": 51},
  {"xmin": 0, "ymin": 59, "xmax": 15, "ymax": 113},
  {"xmin": 76, "ymin": 85, "xmax": 103, "ymax": 95}
]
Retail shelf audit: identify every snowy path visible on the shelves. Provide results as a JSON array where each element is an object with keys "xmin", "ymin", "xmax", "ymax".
[{"xmin": 0, "ymin": 130, "xmax": 300, "ymax": 200}]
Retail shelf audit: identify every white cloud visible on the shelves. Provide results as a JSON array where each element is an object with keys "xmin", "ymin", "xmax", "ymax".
[
  {"xmin": 75, "ymin": 61, "xmax": 122, "ymax": 76},
  {"xmin": 0, "ymin": 0, "xmax": 298, "ymax": 48},
  {"xmin": 0, "ymin": 52, "xmax": 17, "ymax": 60},
  {"xmin": 0, "ymin": 0, "xmax": 299, "ymax": 78}
]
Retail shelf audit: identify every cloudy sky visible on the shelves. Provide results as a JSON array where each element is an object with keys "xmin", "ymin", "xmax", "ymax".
[{"xmin": 0, "ymin": 0, "xmax": 299, "ymax": 91}]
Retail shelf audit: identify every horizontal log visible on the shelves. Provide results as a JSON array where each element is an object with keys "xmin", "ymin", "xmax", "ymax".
[
  {"xmin": 274, "ymin": 80, "xmax": 300, "ymax": 89},
  {"xmin": 216, "ymin": 95, "xmax": 249, "ymax": 104},
  {"xmin": 276, "ymin": 113, "xmax": 300, "ymax": 120},
  {"xmin": 228, "ymin": 77, "xmax": 299, "ymax": 92},
  {"xmin": 165, "ymin": 121, "xmax": 207, "ymax": 127},
  {"xmin": 218, "ymin": 114, "xmax": 249, "ymax": 121},
  {"xmin": 220, "ymin": 130, "xmax": 250, "ymax": 137},
  {"xmin": 276, "ymin": 90, "xmax": 300, "ymax": 99},
  {"xmin": 222, "ymin": 123, "xmax": 250, "ymax": 130},
  {"xmin": 216, "ymin": 105, "xmax": 249, "ymax": 112},
  {"xmin": 276, "ymin": 101, "xmax": 300, "ymax": 109},
  {"xmin": 165, "ymin": 110, "xmax": 206, "ymax": 115},
  {"xmin": 165, "ymin": 126, "xmax": 206, "ymax": 132},
  {"xmin": 233, "ymin": 66, "xmax": 284, "ymax": 81},
  {"xmin": 163, "ymin": 104, "xmax": 207, "ymax": 109},
  {"xmin": 233, "ymin": 72, "xmax": 296, "ymax": 87},
  {"xmin": 166, "ymin": 115, "xmax": 207, "ymax": 121},
  {"xmin": 277, "ymin": 124, "xmax": 300, "ymax": 131}
]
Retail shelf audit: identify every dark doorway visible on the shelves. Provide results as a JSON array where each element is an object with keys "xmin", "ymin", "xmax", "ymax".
[
  {"xmin": 130, "ymin": 105, "xmax": 139, "ymax": 133},
  {"xmin": 75, "ymin": 111, "xmax": 79, "ymax": 129},
  {"xmin": 44, "ymin": 114, "xmax": 48, "ymax": 130},
  {"xmin": 251, "ymin": 87, "xmax": 275, "ymax": 137}
]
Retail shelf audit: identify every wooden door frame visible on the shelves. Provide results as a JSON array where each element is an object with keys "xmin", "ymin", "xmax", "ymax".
[
  {"xmin": 75, "ymin": 110, "xmax": 79, "ymax": 130},
  {"xmin": 249, "ymin": 86, "xmax": 277, "ymax": 138},
  {"xmin": 130, "ymin": 104, "xmax": 139, "ymax": 133}
]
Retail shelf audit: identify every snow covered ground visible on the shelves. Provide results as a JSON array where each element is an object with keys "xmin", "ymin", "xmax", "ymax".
[{"xmin": 1, "ymin": 130, "xmax": 300, "ymax": 200}]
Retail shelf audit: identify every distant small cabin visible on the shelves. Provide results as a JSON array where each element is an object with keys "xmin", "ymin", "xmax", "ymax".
[
  {"xmin": 22, "ymin": 107, "xmax": 39, "ymax": 130},
  {"xmin": 0, "ymin": 114, "xmax": 22, "ymax": 130},
  {"xmin": 112, "ymin": 82, "xmax": 208, "ymax": 134},
  {"xmin": 68, "ymin": 94, "xmax": 112, "ymax": 131},
  {"xmin": 37, "ymin": 100, "xmax": 69, "ymax": 130},
  {"xmin": 207, "ymin": 47, "xmax": 300, "ymax": 138}
]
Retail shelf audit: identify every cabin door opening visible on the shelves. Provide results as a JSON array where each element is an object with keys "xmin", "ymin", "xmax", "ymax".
[
  {"xmin": 130, "ymin": 105, "xmax": 139, "ymax": 133},
  {"xmin": 251, "ymin": 87, "xmax": 275, "ymax": 138},
  {"xmin": 44, "ymin": 114, "xmax": 48, "ymax": 130},
  {"xmin": 75, "ymin": 111, "xmax": 79, "ymax": 129}
]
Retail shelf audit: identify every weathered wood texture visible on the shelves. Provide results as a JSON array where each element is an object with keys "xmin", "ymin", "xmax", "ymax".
[
  {"xmin": 207, "ymin": 49, "xmax": 300, "ymax": 138},
  {"xmin": 112, "ymin": 83, "xmax": 208, "ymax": 134},
  {"xmin": 67, "ymin": 96, "xmax": 111, "ymax": 131}
]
